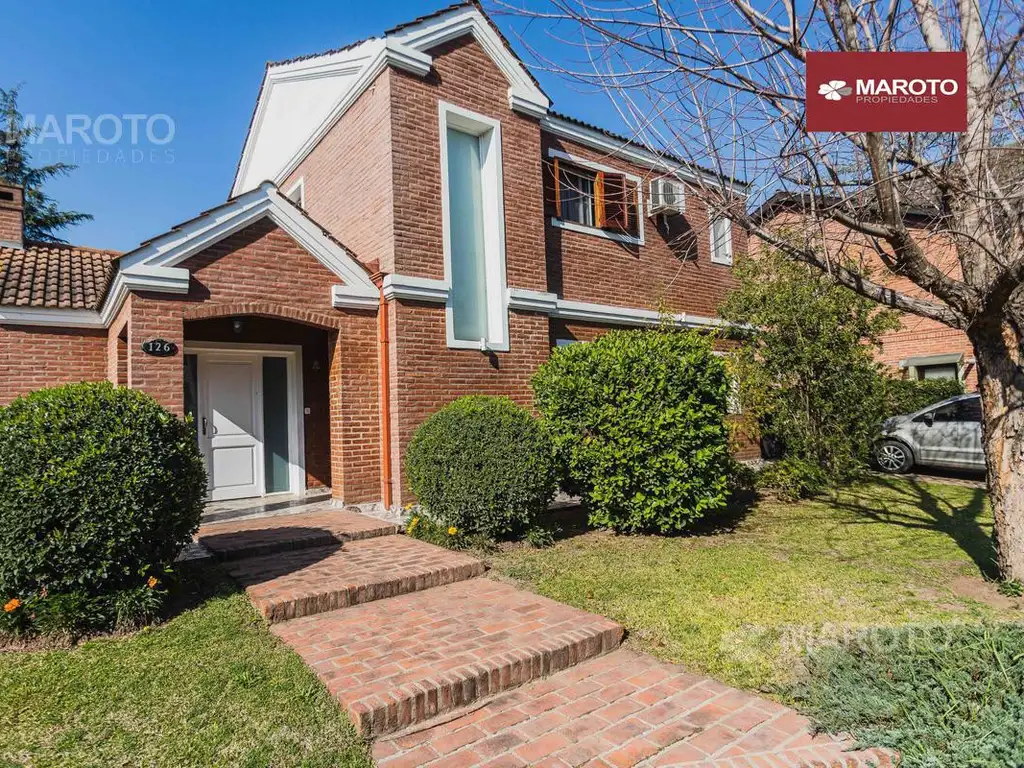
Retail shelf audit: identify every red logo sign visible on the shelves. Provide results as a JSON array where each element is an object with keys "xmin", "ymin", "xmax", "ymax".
[{"xmin": 806, "ymin": 52, "xmax": 967, "ymax": 132}]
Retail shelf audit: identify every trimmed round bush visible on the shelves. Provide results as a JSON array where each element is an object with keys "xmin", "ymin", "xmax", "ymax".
[
  {"xmin": 0, "ymin": 382, "xmax": 206, "ymax": 610},
  {"xmin": 406, "ymin": 396, "xmax": 556, "ymax": 540},
  {"xmin": 533, "ymin": 329, "xmax": 731, "ymax": 533}
]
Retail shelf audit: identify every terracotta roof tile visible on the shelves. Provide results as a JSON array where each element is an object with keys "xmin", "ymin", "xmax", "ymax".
[{"xmin": 0, "ymin": 242, "xmax": 119, "ymax": 311}]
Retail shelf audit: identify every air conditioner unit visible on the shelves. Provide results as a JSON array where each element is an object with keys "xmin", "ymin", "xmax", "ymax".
[{"xmin": 649, "ymin": 177, "xmax": 685, "ymax": 216}]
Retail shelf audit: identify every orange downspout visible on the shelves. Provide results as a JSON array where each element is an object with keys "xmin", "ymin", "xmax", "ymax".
[{"xmin": 377, "ymin": 282, "xmax": 393, "ymax": 509}]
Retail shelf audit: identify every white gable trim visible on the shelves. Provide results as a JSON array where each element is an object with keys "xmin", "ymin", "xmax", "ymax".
[
  {"xmin": 389, "ymin": 5, "xmax": 548, "ymax": 119},
  {"xmin": 118, "ymin": 183, "xmax": 377, "ymax": 302},
  {"xmin": 232, "ymin": 6, "xmax": 548, "ymax": 196},
  {"xmin": 1, "ymin": 184, "xmax": 378, "ymax": 328}
]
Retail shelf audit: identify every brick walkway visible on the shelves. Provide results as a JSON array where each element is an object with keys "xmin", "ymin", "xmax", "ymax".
[
  {"xmin": 201, "ymin": 508, "xmax": 894, "ymax": 766},
  {"xmin": 225, "ymin": 536, "xmax": 484, "ymax": 622},
  {"xmin": 373, "ymin": 650, "xmax": 892, "ymax": 768}
]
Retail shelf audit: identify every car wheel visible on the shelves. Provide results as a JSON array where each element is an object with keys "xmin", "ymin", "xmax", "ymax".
[{"xmin": 876, "ymin": 440, "xmax": 914, "ymax": 474}]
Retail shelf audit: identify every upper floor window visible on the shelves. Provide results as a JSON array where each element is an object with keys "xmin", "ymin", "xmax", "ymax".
[
  {"xmin": 558, "ymin": 166, "xmax": 597, "ymax": 227},
  {"xmin": 710, "ymin": 217, "xmax": 733, "ymax": 265},
  {"xmin": 548, "ymin": 150, "xmax": 644, "ymax": 245},
  {"xmin": 439, "ymin": 102, "xmax": 509, "ymax": 352}
]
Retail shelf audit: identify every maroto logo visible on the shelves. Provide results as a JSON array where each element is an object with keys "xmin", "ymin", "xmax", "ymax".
[{"xmin": 818, "ymin": 80, "xmax": 853, "ymax": 101}]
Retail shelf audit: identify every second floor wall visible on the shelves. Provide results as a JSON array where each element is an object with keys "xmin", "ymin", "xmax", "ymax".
[{"xmin": 275, "ymin": 25, "xmax": 746, "ymax": 346}]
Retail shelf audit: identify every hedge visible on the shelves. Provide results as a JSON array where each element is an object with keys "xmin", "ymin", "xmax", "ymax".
[
  {"xmin": 406, "ymin": 396, "xmax": 556, "ymax": 540},
  {"xmin": 533, "ymin": 329, "xmax": 731, "ymax": 533}
]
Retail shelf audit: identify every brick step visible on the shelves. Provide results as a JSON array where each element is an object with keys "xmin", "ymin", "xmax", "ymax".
[
  {"xmin": 197, "ymin": 507, "xmax": 398, "ymax": 561},
  {"xmin": 373, "ymin": 649, "xmax": 895, "ymax": 768},
  {"xmin": 272, "ymin": 578, "xmax": 624, "ymax": 738},
  {"xmin": 225, "ymin": 536, "xmax": 485, "ymax": 622}
]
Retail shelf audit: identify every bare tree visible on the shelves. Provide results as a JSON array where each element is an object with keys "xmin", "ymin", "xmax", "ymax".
[{"xmin": 500, "ymin": 0, "xmax": 1024, "ymax": 578}]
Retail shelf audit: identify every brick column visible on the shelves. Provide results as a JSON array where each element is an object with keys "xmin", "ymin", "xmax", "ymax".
[
  {"xmin": 127, "ymin": 294, "xmax": 185, "ymax": 415},
  {"xmin": 327, "ymin": 313, "xmax": 382, "ymax": 506}
]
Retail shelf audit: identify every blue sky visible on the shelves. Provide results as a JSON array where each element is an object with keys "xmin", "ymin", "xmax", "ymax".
[{"xmin": 5, "ymin": 0, "xmax": 616, "ymax": 251}]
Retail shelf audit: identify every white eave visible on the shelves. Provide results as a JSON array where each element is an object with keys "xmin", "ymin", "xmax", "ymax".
[
  {"xmin": 539, "ymin": 114, "xmax": 749, "ymax": 195},
  {"xmin": 0, "ymin": 183, "xmax": 379, "ymax": 329},
  {"xmin": 231, "ymin": 5, "xmax": 550, "ymax": 196}
]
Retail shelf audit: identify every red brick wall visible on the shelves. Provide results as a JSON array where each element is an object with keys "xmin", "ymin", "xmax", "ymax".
[
  {"xmin": 0, "ymin": 325, "xmax": 107, "ymax": 405},
  {"xmin": 761, "ymin": 213, "xmax": 977, "ymax": 391},
  {"xmin": 387, "ymin": 302, "xmax": 550, "ymax": 500},
  {"xmin": 389, "ymin": 36, "xmax": 548, "ymax": 292},
  {"xmin": 541, "ymin": 133, "xmax": 745, "ymax": 317},
  {"xmin": 0, "ymin": 185, "xmax": 23, "ymax": 245},
  {"xmin": 107, "ymin": 298, "xmax": 131, "ymax": 385},
  {"xmin": 185, "ymin": 316, "xmax": 333, "ymax": 490},
  {"xmin": 284, "ymin": 72, "xmax": 396, "ymax": 272},
  {"xmin": 124, "ymin": 219, "xmax": 380, "ymax": 503},
  {"xmin": 380, "ymin": 35, "xmax": 554, "ymax": 502}
]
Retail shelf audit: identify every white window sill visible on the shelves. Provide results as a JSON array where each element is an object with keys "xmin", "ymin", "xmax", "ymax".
[
  {"xmin": 550, "ymin": 217, "xmax": 643, "ymax": 246},
  {"xmin": 710, "ymin": 255, "xmax": 734, "ymax": 266}
]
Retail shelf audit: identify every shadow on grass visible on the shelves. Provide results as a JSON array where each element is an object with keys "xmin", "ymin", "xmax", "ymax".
[
  {"xmin": 832, "ymin": 475, "xmax": 997, "ymax": 579},
  {"xmin": 544, "ymin": 485, "xmax": 756, "ymax": 542},
  {"xmin": 163, "ymin": 560, "xmax": 244, "ymax": 622}
]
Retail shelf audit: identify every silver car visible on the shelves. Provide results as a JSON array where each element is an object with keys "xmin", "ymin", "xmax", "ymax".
[{"xmin": 875, "ymin": 393, "xmax": 985, "ymax": 473}]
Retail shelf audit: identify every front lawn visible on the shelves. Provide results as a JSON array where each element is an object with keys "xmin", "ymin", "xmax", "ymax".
[
  {"xmin": 490, "ymin": 475, "xmax": 1020, "ymax": 693},
  {"xmin": 0, "ymin": 566, "xmax": 371, "ymax": 768}
]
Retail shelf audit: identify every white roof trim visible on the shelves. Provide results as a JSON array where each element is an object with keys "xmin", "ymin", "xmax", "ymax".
[
  {"xmin": 232, "ymin": 6, "xmax": 548, "ymax": 196},
  {"xmin": 540, "ymin": 114, "xmax": 749, "ymax": 194},
  {"xmin": 0, "ymin": 306, "xmax": 105, "ymax": 328},
  {"xmin": 118, "ymin": 183, "xmax": 377, "ymax": 306},
  {"xmin": 382, "ymin": 273, "xmax": 449, "ymax": 303},
  {"xmin": 0, "ymin": 182, "xmax": 377, "ymax": 329},
  {"xmin": 389, "ymin": 5, "xmax": 548, "ymax": 118},
  {"xmin": 505, "ymin": 288, "xmax": 738, "ymax": 330}
]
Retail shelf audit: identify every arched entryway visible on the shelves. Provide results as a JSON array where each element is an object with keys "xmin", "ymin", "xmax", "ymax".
[{"xmin": 183, "ymin": 310, "xmax": 336, "ymax": 502}]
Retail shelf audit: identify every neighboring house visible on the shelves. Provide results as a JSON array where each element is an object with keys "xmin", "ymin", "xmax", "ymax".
[
  {"xmin": 755, "ymin": 192, "xmax": 977, "ymax": 391},
  {"xmin": 0, "ymin": 2, "xmax": 749, "ymax": 508}
]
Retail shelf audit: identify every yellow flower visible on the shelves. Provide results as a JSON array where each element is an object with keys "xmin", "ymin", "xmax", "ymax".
[
  {"xmin": 408, "ymin": 517, "xmax": 419, "ymax": 532},
  {"xmin": 3, "ymin": 598, "xmax": 21, "ymax": 613},
  {"xmin": 147, "ymin": 576, "xmax": 159, "ymax": 589},
  {"xmin": 447, "ymin": 526, "xmax": 458, "ymax": 536},
  {"xmin": 404, "ymin": 503, "xmax": 413, "ymax": 510}
]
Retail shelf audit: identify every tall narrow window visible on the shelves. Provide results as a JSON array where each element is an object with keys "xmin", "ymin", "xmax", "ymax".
[
  {"xmin": 446, "ymin": 127, "xmax": 489, "ymax": 343},
  {"xmin": 262, "ymin": 356, "xmax": 290, "ymax": 493},
  {"xmin": 710, "ymin": 217, "xmax": 733, "ymax": 265},
  {"xmin": 439, "ymin": 102, "xmax": 508, "ymax": 351}
]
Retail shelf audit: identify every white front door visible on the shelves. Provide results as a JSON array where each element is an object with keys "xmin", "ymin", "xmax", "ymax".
[{"xmin": 201, "ymin": 355, "xmax": 263, "ymax": 501}]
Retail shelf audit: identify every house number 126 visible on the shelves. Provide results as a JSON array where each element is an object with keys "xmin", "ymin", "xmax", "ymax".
[{"xmin": 141, "ymin": 339, "xmax": 178, "ymax": 357}]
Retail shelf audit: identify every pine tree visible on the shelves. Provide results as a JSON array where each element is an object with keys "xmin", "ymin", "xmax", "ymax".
[{"xmin": 0, "ymin": 85, "xmax": 91, "ymax": 244}]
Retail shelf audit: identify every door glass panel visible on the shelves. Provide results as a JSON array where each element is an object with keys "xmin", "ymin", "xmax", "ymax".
[
  {"xmin": 183, "ymin": 354, "xmax": 198, "ymax": 437},
  {"xmin": 262, "ymin": 356, "xmax": 290, "ymax": 494},
  {"xmin": 446, "ymin": 127, "xmax": 489, "ymax": 342}
]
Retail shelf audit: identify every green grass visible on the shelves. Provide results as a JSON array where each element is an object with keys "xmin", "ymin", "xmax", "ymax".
[
  {"xmin": 491, "ymin": 475, "xmax": 1020, "ymax": 692},
  {"xmin": 0, "ymin": 566, "xmax": 371, "ymax": 768},
  {"xmin": 792, "ymin": 623, "xmax": 1024, "ymax": 767}
]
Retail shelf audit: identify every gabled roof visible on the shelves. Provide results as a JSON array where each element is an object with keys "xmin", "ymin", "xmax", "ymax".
[
  {"xmin": 0, "ymin": 183, "xmax": 379, "ymax": 328},
  {"xmin": 117, "ymin": 181, "xmax": 379, "ymax": 309},
  {"xmin": 0, "ymin": 242, "xmax": 119, "ymax": 310},
  {"xmin": 231, "ymin": 2, "xmax": 550, "ymax": 196}
]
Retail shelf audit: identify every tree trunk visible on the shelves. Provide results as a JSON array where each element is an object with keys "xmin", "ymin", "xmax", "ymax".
[{"xmin": 971, "ymin": 323, "xmax": 1024, "ymax": 580}]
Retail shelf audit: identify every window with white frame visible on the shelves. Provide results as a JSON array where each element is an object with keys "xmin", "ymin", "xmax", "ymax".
[
  {"xmin": 549, "ymin": 152, "xmax": 642, "ymax": 241},
  {"xmin": 710, "ymin": 217, "xmax": 733, "ymax": 265},
  {"xmin": 558, "ymin": 165, "xmax": 597, "ymax": 227},
  {"xmin": 439, "ymin": 102, "xmax": 508, "ymax": 351}
]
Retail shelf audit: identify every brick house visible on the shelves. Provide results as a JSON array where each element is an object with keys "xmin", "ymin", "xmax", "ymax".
[
  {"xmin": 0, "ymin": 2, "xmax": 748, "ymax": 509},
  {"xmin": 755, "ymin": 193, "xmax": 977, "ymax": 391}
]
